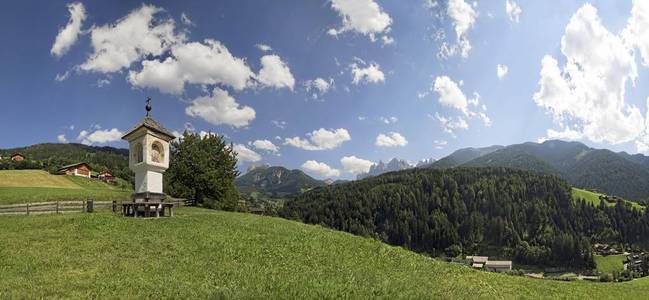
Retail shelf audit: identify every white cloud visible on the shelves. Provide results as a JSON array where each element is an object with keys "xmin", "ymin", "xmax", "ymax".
[
  {"xmin": 301, "ymin": 160, "xmax": 340, "ymax": 178},
  {"xmin": 255, "ymin": 44, "xmax": 272, "ymax": 52},
  {"xmin": 271, "ymin": 120, "xmax": 287, "ymax": 129},
  {"xmin": 328, "ymin": 0, "xmax": 392, "ymax": 43},
  {"xmin": 431, "ymin": 76, "xmax": 491, "ymax": 128},
  {"xmin": 441, "ymin": 0, "xmax": 477, "ymax": 58},
  {"xmin": 128, "ymin": 39, "xmax": 255, "ymax": 94},
  {"xmin": 375, "ymin": 132, "xmax": 408, "ymax": 147},
  {"xmin": 433, "ymin": 139, "xmax": 448, "ymax": 149},
  {"xmin": 433, "ymin": 76, "xmax": 470, "ymax": 114},
  {"xmin": 284, "ymin": 128, "xmax": 351, "ymax": 151},
  {"xmin": 57, "ymin": 134, "xmax": 68, "ymax": 143},
  {"xmin": 55, "ymin": 71, "xmax": 70, "ymax": 82},
  {"xmin": 80, "ymin": 4, "xmax": 185, "ymax": 73},
  {"xmin": 51, "ymin": 2, "xmax": 86, "ymax": 57},
  {"xmin": 505, "ymin": 0, "xmax": 522, "ymax": 23},
  {"xmin": 533, "ymin": 4, "xmax": 644, "ymax": 146},
  {"xmin": 432, "ymin": 113, "xmax": 469, "ymax": 137},
  {"xmin": 180, "ymin": 12, "xmax": 194, "ymax": 26},
  {"xmin": 350, "ymin": 61, "xmax": 385, "ymax": 85},
  {"xmin": 251, "ymin": 139, "xmax": 279, "ymax": 153},
  {"xmin": 233, "ymin": 144, "xmax": 262, "ymax": 162},
  {"xmin": 304, "ymin": 77, "xmax": 334, "ymax": 100},
  {"xmin": 96, "ymin": 78, "xmax": 111, "ymax": 87},
  {"xmin": 381, "ymin": 35, "xmax": 395, "ymax": 45},
  {"xmin": 340, "ymin": 156, "xmax": 374, "ymax": 175},
  {"xmin": 379, "ymin": 116, "xmax": 398, "ymax": 124},
  {"xmin": 256, "ymin": 54, "xmax": 295, "ymax": 90},
  {"xmin": 77, "ymin": 128, "xmax": 123, "ymax": 145},
  {"xmin": 497, "ymin": 64, "xmax": 508, "ymax": 79},
  {"xmin": 185, "ymin": 88, "xmax": 255, "ymax": 128},
  {"xmin": 539, "ymin": 127, "xmax": 584, "ymax": 143}
]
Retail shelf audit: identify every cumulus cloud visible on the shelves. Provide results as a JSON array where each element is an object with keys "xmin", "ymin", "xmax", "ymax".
[
  {"xmin": 505, "ymin": 0, "xmax": 522, "ymax": 23},
  {"xmin": 233, "ymin": 144, "xmax": 261, "ymax": 162},
  {"xmin": 533, "ymin": 4, "xmax": 646, "ymax": 147},
  {"xmin": 77, "ymin": 128, "xmax": 123, "ymax": 145},
  {"xmin": 51, "ymin": 2, "xmax": 86, "ymax": 57},
  {"xmin": 185, "ymin": 88, "xmax": 255, "ymax": 128},
  {"xmin": 57, "ymin": 134, "xmax": 68, "ymax": 143},
  {"xmin": 350, "ymin": 60, "xmax": 385, "ymax": 85},
  {"xmin": 304, "ymin": 77, "xmax": 334, "ymax": 100},
  {"xmin": 538, "ymin": 127, "xmax": 584, "ymax": 143},
  {"xmin": 301, "ymin": 160, "xmax": 340, "ymax": 178},
  {"xmin": 431, "ymin": 76, "xmax": 491, "ymax": 128},
  {"xmin": 497, "ymin": 64, "xmax": 508, "ymax": 79},
  {"xmin": 284, "ymin": 128, "xmax": 351, "ymax": 151},
  {"xmin": 327, "ymin": 0, "xmax": 393, "ymax": 43},
  {"xmin": 375, "ymin": 132, "xmax": 408, "ymax": 147},
  {"xmin": 340, "ymin": 156, "xmax": 374, "ymax": 175},
  {"xmin": 128, "ymin": 39, "xmax": 255, "ymax": 94},
  {"xmin": 80, "ymin": 4, "xmax": 185, "ymax": 73},
  {"xmin": 256, "ymin": 54, "xmax": 295, "ymax": 90},
  {"xmin": 251, "ymin": 139, "xmax": 279, "ymax": 153},
  {"xmin": 438, "ymin": 0, "xmax": 477, "ymax": 58},
  {"xmin": 432, "ymin": 113, "xmax": 469, "ymax": 137}
]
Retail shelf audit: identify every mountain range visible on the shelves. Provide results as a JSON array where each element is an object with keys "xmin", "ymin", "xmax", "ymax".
[
  {"xmin": 427, "ymin": 140, "xmax": 649, "ymax": 203},
  {"xmin": 357, "ymin": 158, "xmax": 413, "ymax": 179},
  {"xmin": 235, "ymin": 165, "xmax": 326, "ymax": 198}
]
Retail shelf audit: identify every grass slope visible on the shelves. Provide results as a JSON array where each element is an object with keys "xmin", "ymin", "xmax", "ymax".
[
  {"xmin": 595, "ymin": 255, "xmax": 626, "ymax": 275},
  {"xmin": 0, "ymin": 208, "xmax": 648, "ymax": 299},
  {"xmin": 571, "ymin": 187, "xmax": 645, "ymax": 211},
  {"xmin": 0, "ymin": 170, "xmax": 131, "ymax": 204}
]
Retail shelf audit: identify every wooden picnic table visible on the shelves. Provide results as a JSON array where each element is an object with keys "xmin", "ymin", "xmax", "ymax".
[{"xmin": 122, "ymin": 202, "xmax": 174, "ymax": 218}]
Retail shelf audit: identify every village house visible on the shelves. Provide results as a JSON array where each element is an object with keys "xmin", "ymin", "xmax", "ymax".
[
  {"xmin": 593, "ymin": 243, "xmax": 620, "ymax": 256},
  {"xmin": 10, "ymin": 153, "xmax": 25, "ymax": 161},
  {"xmin": 98, "ymin": 170, "xmax": 115, "ymax": 182},
  {"xmin": 466, "ymin": 256, "xmax": 512, "ymax": 272},
  {"xmin": 58, "ymin": 162, "xmax": 92, "ymax": 178},
  {"xmin": 625, "ymin": 253, "xmax": 646, "ymax": 274},
  {"xmin": 485, "ymin": 260, "xmax": 513, "ymax": 272}
]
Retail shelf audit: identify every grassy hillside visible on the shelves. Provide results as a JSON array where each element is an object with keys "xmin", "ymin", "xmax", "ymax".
[
  {"xmin": 0, "ymin": 208, "xmax": 648, "ymax": 299},
  {"xmin": 571, "ymin": 187, "xmax": 644, "ymax": 211},
  {"xmin": 0, "ymin": 170, "xmax": 131, "ymax": 204},
  {"xmin": 595, "ymin": 255, "xmax": 626, "ymax": 275}
]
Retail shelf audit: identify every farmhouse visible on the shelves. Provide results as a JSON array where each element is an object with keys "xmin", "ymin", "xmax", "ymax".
[
  {"xmin": 466, "ymin": 256, "xmax": 512, "ymax": 272},
  {"xmin": 485, "ymin": 260, "xmax": 513, "ymax": 272},
  {"xmin": 10, "ymin": 153, "xmax": 25, "ymax": 161},
  {"xmin": 58, "ymin": 162, "xmax": 92, "ymax": 178},
  {"xmin": 98, "ymin": 170, "xmax": 115, "ymax": 182}
]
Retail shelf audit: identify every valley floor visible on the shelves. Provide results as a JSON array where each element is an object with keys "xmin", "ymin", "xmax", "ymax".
[{"xmin": 1, "ymin": 208, "xmax": 648, "ymax": 299}]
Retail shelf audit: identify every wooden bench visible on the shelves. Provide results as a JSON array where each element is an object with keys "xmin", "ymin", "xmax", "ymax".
[{"xmin": 122, "ymin": 202, "xmax": 174, "ymax": 218}]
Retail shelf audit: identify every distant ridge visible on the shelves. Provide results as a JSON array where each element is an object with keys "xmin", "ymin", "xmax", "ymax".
[
  {"xmin": 357, "ymin": 158, "xmax": 412, "ymax": 179},
  {"xmin": 429, "ymin": 140, "xmax": 649, "ymax": 203}
]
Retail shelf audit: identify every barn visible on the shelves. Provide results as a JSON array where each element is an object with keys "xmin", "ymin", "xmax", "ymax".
[
  {"xmin": 58, "ymin": 162, "xmax": 92, "ymax": 178},
  {"xmin": 10, "ymin": 153, "xmax": 25, "ymax": 161}
]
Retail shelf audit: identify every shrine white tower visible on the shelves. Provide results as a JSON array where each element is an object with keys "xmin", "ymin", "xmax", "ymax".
[{"xmin": 122, "ymin": 98, "xmax": 175, "ymax": 202}]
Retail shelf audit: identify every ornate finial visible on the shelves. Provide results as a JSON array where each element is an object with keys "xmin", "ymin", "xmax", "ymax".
[{"xmin": 145, "ymin": 97, "xmax": 152, "ymax": 116}]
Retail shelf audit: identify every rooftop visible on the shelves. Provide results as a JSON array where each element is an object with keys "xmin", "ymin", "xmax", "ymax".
[{"xmin": 122, "ymin": 116, "xmax": 175, "ymax": 141}]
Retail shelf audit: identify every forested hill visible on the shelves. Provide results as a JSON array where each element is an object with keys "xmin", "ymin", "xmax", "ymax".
[
  {"xmin": 281, "ymin": 167, "xmax": 649, "ymax": 268},
  {"xmin": 0, "ymin": 143, "xmax": 131, "ymax": 182},
  {"xmin": 235, "ymin": 165, "xmax": 325, "ymax": 197},
  {"xmin": 428, "ymin": 140, "xmax": 649, "ymax": 203}
]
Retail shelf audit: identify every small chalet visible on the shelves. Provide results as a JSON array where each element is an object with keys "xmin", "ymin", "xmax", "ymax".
[
  {"xmin": 59, "ymin": 162, "xmax": 92, "ymax": 178},
  {"xmin": 10, "ymin": 153, "xmax": 25, "ymax": 161},
  {"xmin": 98, "ymin": 170, "xmax": 115, "ymax": 182}
]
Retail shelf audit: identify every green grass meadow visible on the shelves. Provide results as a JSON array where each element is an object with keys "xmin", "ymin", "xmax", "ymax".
[
  {"xmin": 571, "ymin": 187, "xmax": 645, "ymax": 211},
  {"xmin": 0, "ymin": 170, "xmax": 131, "ymax": 204},
  {"xmin": 595, "ymin": 255, "xmax": 627, "ymax": 275},
  {"xmin": 1, "ymin": 208, "xmax": 649, "ymax": 299}
]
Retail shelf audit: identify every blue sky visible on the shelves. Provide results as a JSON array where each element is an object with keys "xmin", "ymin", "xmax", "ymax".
[{"xmin": 2, "ymin": 0, "xmax": 649, "ymax": 179}]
